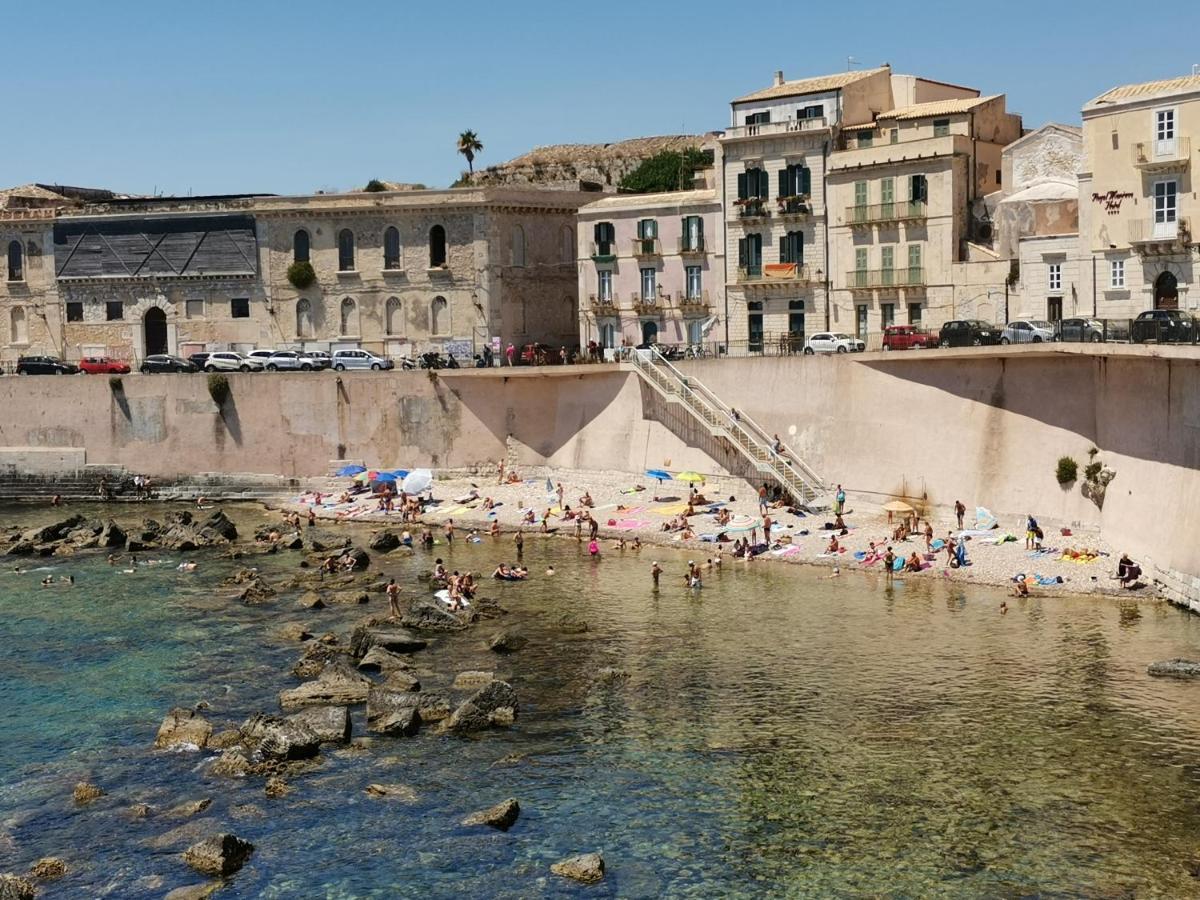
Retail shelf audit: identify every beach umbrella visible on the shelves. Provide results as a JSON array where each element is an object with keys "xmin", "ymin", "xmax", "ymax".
[
  {"xmin": 882, "ymin": 500, "xmax": 915, "ymax": 514},
  {"xmin": 353, "ymin": 471, "xmax": 372, "ymax": 482},
  {"xmin": 374, "ymin": 471, "xmax": 398, "ymax": 483},
  {"xmin": 645, "ymin": 468, "xmax": 671, "ymax": 483},
  {"xmin": 675, "ymin": 471, "xmax": 705, "ymax": 483},
  {"xmin": 336, "ymin": 464, "xmax": 366, "ymax": 476},
  {"xmin": 402, "ymin": 468, "xmax": 433, "ymax": 494},
  {"xmin": 390, "ymin": 469, "xmax": 409, "ymax": 480}
]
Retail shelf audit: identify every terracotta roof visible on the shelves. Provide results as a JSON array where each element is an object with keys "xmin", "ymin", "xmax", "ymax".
[
  {"xmin": 1087, "ymin": 74, "xmax": 1200, "ymax": 108},
  {"xmin": 880, "ymin": 95, "xmax": 1000, "ymax": 120},
  {"xmin": 733, "ymin": 67, "xmax": 889, "ymax": 104}
]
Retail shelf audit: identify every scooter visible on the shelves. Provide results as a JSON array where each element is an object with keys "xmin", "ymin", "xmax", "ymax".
[
  {"xmin": 444, "ymin": 353, "xmax": 461, "ymax": 369},
  {"xmin": 418, "ymin": 352, "xmax": 442, "ymax": 370},
  {"xmin": 398, "ymin": 356, "xmax": 416, "ymax": 371}
]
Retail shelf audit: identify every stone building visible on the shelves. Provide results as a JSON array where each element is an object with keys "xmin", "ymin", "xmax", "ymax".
[
  {"xmin": 2, "ymin": 186, "xmax": 592, "ymax": 364},
  {"xmin": 1078, "ymin": 72, "xmax": 1200, "ymax": 316},
  {"xmin": 576, "ymin": 187, "xmax": 724, "ymax": 353}
]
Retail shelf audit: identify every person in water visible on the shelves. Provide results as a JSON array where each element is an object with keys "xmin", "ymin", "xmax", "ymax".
[
  {"xmin": 386, "ymin": 578, "xmax": 401, "ymax": 617},
  {"xmin": 650, "ymin": 561, "xmax": 662, "ymax": 587}
]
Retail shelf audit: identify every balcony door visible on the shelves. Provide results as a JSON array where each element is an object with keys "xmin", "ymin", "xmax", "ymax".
[
  {"xmin": 1156, "ymin": 109, "xmax": 1177, "ymax": 157},
  {"xmin": 1153, "ymin": 180, "xmax": 1178, "ymax": 238}
]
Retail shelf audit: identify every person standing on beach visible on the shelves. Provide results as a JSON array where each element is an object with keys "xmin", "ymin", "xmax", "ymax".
[
  {"xmin": 573, "ymin": 514, "xmax": 583, "ymax": 542},
  {"xmin": 945, "ymin": 533, "xmax": 957, "ymax": 566},
  {"xmin": 496, "ymin": 459, "xmax": 506, "ymax": 485},
  {"xmin": 762, "ymin": 514, "xmax": 773, "ymax": 547},
  {"xmin": 1025, "ymin": 514, "xmax": 1039, "ymax": 551},
  {"xmin": 883, "ymin": 546, "xmax": 896, "ymax": 584},
  {"xmin": 758, "ymin": 485, "xmax": 769, "ymax": 517},
  {"xmin": 514, "ymin": 529, "xmax": 524, "ymax": 558},
  {"xmin": 834, "ymin": 484, "xmax": 845, "ymax": 516},
  {"xmin": 444, "ymin": 519, "xmax": 455, "ymax": 545},
  {"xmin": 386, "ymin": 578, "xmax": 401, "ymax": 618},
  {"xmin": 924, "ymin": 520, "xmax": 933, "ymax": 551},
  {"xmin": 588, "ymin": 514, "xmax": 599, "ymax": 541},
  {"xmin": 556, "ymin": 482, "xmax": 565, "ymax": 508},
  {"xmin": 955, "ymin": 500, "xmax": 966, "ymax": 531}
]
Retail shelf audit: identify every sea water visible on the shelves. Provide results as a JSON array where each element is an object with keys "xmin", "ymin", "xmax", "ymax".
[{"xmin": 1, "ymin": 503, "xmax": 1199, "ymax": 897}]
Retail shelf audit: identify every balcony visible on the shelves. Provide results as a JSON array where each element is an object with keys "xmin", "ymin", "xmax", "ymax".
[
  {"xmin": 631, "ymin": 237, "xmax": 661, "ymax": 258},
  {"xmin": 734, "ymin": 198, "xmax": 770, "ymax": 221},
  {"xmin": 675, "ymin": 290, "xmax": 711, "ymax": 312},
  {"xmin": 1132, "ymin": 137, "xmax": 1191, "ymax": 174},
  {"xmin": 738, "ymin": 263, "xmax": 811, "ymax": 286},
  {"xmin": 777, "ymin": 195, "xmax": 812, "ymax": 219},
  {"xmin": 587, "ymin": 293, "xmax": 616, "ymax": 312},
  {"xmin": 1128, "ymin": 217, "xmax": 1192, "ymax": 254},
  {"xmin": 723, "ymin": 117, "xmax": 829, "ymax": 140},
  {"xmin": 845, "ymin": 267, "xmax": 926, "ymax": 291},
  {"xmin": 846, "ymin": 200, "xmax": 927, "ymax": 227},
  {"xmin": 591, "ymin": 242, "xmax": 616, "ymax": 263},
  {"xmin": 630, "ymin": 292, "xmax": 662, "ymax": 315},
  {"xmin": 678, "ymin": 236, "xmax": 706, "ymax": 256}
]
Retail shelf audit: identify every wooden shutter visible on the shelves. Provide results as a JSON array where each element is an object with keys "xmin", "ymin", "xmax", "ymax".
[
  {"xmin": 759, "ymin": 169, "xmax": 769, "ymax": 199},
  {"xmin": 737, "ymin": 173, "xmax": 747, "ymax": 200},
  {"xmin": 796, "ymin": 231, "xmax": 804, "ymax": 264},
  {"xmin": 593, "ymin": 223, "xmax": 602, "ymax": 243},
  {"xmin": 779, "ymin": 235, "xmax": 788, "ymax": 263},
  {"xmin": 738, "ymin": 238, "xmax": 747, "ymax": 268},
  {"xmin": 778, "ymin": 169, "xmax": 789, "ymax": 198},
  {"xmin": 801, "ymin": 166, "xmax": 811, "ymax": 195},
  {"xmin": 696, "ymin": 217, "xmax": 704, "ymax": 241}
]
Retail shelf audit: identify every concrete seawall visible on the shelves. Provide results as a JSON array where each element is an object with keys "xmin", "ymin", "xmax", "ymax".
[{"xmin": 1, "ymin": 349, "xmax": 1197, "ymax": 610}]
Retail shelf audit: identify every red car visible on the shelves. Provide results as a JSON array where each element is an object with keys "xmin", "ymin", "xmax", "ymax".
[
  {"xmin": 79, "ymin": 356, "xmax": 131, "ymax": 374},
  {"xmin": 881, "ymin": 325, "xmax": 934, "ymax": 351}
]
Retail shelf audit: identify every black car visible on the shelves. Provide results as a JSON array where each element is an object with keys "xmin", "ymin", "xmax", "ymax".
[
  {"xmin": 141, "ymin": 354, "xmax": 198, "ymax": 374},
  {"xmin": 1056, "ymin": 317, "xmax": 1105, "ymax": 343},
  {"xmin": 16, "ymin": 355, "xmax": 80, "ymax": 375},
  {"xmin": 939, "ymin": 320, "xmax": 1001, "ymax": 348},
  {"xmin": 188, "ymin": 352, "xmax": 212, "ymax": 370},
  {"xmin": 1131, "ymin": 309, "xmax": 1197, "ymax": 344}
]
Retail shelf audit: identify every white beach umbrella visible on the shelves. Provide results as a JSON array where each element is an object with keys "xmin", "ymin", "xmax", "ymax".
[{"xmin": 402, "ymin": 469, "xmax": 433, "ymax": 494}]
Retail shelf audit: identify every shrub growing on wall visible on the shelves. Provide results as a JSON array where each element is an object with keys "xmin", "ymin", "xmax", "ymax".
[
  {"xmin": 207, "ymin": 373, "xmax": 231, "ymax": 407},
  {"xmin": 287, "ymin": 261, "xmax": 316, "ymax": 290},
  {"xmin": 364, "ymin": 179, "xmax": 388, "ymax": 192},
  {"xmin": 1055, "ymin": 456, "xmax": 1078, "ymax": 485},
  {"xmin": 618, "ymin": 148, "xmax": 710, "ymax": 194}
]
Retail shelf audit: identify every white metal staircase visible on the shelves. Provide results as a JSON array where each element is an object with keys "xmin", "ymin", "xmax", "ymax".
[{"xmin": 627, "ymin": 349, "xmax": 828, "ymax": 507}]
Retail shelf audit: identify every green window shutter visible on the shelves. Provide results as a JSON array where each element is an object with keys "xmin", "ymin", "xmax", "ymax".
[
  {"xmin": 881, "ymin": 178, "xmax": 894, "ymax": 204},
  {"xmin": 796, "ymin": 231, "xmax": 804, "ymax": 264},
  {"xmin": 737, "ymin": 172, "xmax": 747, "ymax": 200},
  {"xmin": 779, "ymin": 235, "xmax": 788, "ymax": 263},
  {"xmin": 759, "ymin": 169, "xmax": 769, "ymax": 199},
  {"xmin": 636, "ymin": 220, "xmax": 644, "ymax": 240},
  {"xmin": 854, "ymin": 181, "xmax": 867, "ymax": 206},
  {"xmin": 593, "ymin": 223, "xmax": 602, "ymax": 243},
  {"xmin": 881, "ymin": 246, "xmax": 893, "ymax": 269},
  {"xmin": 647, "ymin": 219, "xmax": 657, "ymax": 239},
  {"xmin": 738, "ymin": 238, "xmax": 747, "ymax": 268},
  {"xmin": 855, "ymin": 248, "xmax": 868, "ymax": 271},
  {"xmin": 908, "ymin": 244, "xmax": 921, "ymax": 269},
  {"xmin": 801, "ymin": 166, "xmax": 811, "ymax": 195},
  {"xmin": 778, "ymin": 168, "xmax": 788, "ymax": 197},
  {"xmin": 696, "ymin": 217, "xmax": 704, "ymax": 241},
  {"xmin": 680, "ymin": 217, "xmax": 688, "ymax": 244}
]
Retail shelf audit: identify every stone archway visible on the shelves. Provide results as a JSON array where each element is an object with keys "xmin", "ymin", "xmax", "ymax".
[
  {"xmin": 143, "ymin": 307, "xmax": 167, "ymax": 355},
  {"xmin": 1155, "ymin": 271, "xmax": 1179, "ymax": 310}
]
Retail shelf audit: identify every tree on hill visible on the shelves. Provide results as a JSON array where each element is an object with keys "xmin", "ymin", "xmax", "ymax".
[
  {"xmin": 457, "ymin": 131, "xmax": 484, "ymax": 176},
  {"xmin": 618, "ymin": 148, "xmax": 710, "ymax": 194}
]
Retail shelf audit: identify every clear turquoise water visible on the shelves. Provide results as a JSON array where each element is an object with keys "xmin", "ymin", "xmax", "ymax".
[{"xmin": 2, "ymin": 503, "xmax": 1200, "ymax": 897}]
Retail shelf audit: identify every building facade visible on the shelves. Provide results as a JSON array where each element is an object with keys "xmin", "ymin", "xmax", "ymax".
[
  {"xmin": 1079, "ymin": 73, "xmax": 1200, "ymax": 316},
  {"xmin": 576, "ymin": 189, "xmax": 723, "ymax": 352}
]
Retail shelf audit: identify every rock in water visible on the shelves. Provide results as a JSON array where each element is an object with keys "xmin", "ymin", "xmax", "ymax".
[
  {"xmin": 330, "ymin": 590, "xmax": 370, "ymax": 605},
  {"xmin": 239, "ymin": 714, "xmax": 320, "ymax": 760},
  {"xmin": 489, "ymin": 630, "xmax": 526, "ymax": 653},
  {"xmin": 154, "ymin": 708, "xmax": 213, "ymax": 751},
  {"xmin": 210, "ymin": 750, "xmax": 253, "ymax": 778},
  {"xmin": 286, "ymin": 706, "xmax": 352, "ymax": 744},
  {"xmin": 264, "ymin": 777, "xmax": 290, "ymax": 798},
  {"xmin": 365, "ymin": 783, "xmax": 417, "ymax": 802},
  {"xmin": 297, "ymin": 591, "xmax": 326, "ymax": 610},
  {"xmin": 350, "ymin": 625, "xmax": 428, "ymax": 659},
  {"xmin": 1147, "ymin": 658, "xmax": 1200, "ymax": 678},
  {"xmin": 165, "ymin": 798, "xmax": 212, "ymax": 819},
  {"xmin": 453, "ymin": 671, "xmax": 495, "ymax": 690},
  {"xmin": 182, "ymin": 833, "xmax": 255, "ymax": 877},
  {"xmin": 279, "ymin": 659, "xmax": 371, "ymax": 709},
  {"xmin": 382, "ymin": 670, "xmax": 421, "ymax": 692},
  {"xmin": 461, "ymin": 798, "xmax": 520, "ymax": 831},
  {"xmin": 444, "ymin": 680, "xmax": 518, "ymax": 733},
  {"xmin": 275, "ymin": 622, "xmax": 313, "ymax": 642},
  {"xmin": 357, "ymin": 646, "xmax": 415, "ymax": 674},
  {"xmin": 402, "ymin": 599, "xmax": 467, "ymax": 632},
  {"xmin": 199, "ymin": 510, "xmax": 238, "ymax": 542},
  {"xmin": 238, "ymin": 578, "xmax": 277, "ymax": 605},
  {"xmin": 164, "ymin": 884, "xmax": 221, "ymax": 900},
  {"xmin": 368, "ymin": 531, "xmax": 401, "ymax": 552},
  {"xmin": 366, "ymin": 687, "xmax": 421, "ymax": 736},
  {"xmin": 72, "ymin": 782, "xmax": 104, "ymax": 804},
  {"xmin": 0, "ymin": 874, "xmax": 37, "ymax": 899},
  {"xmin": 550, "ymin": 852, "xmax": 605, "ymax": 884},
  {"xmin": 28, "ymin": 857, "xmax": 67, "ymax": 881},
  {"xmin": 19, "ymin": 515, "xmax": 85, "ymax": 545}
]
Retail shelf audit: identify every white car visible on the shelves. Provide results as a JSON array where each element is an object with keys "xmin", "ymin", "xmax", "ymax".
[
  {"xmin": 264, "ymin": 350, "xmax": 318, "ymax": 371},
  {"xmin": 203, "ymin": 352, "xmax": 263, "ymax": 373},
  {"xmin": 1000, "ymin": 320, "xmax": 1056, "ymax": 344},
  {"xmin": 803, "ymin": 332, "xmax": 865, "ymax": 354},
  {"xmin": 304, "ymin": 350, "xmax": 333, "ymax": 370},
  {"xmin": 247, "ymin": 350, "xmax": 275, "ymax": 364},
  {"xmin": 331, "ymin": 349, "xmax": 394, "ymax": 371}
]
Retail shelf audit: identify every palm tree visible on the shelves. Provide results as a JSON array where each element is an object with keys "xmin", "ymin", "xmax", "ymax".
[{"xmin": 457, "ymin": 130, "xmax": 484, "ymax": 176}]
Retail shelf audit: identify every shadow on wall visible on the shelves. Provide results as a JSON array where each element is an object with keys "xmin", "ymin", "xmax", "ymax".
[
  {"xmin": 858, "ymin": 354, "xmax": 1200, "ymax": 471},
  {"xmin": 638, "ymin": 380, "xmax": 751, "ymax": 480}
]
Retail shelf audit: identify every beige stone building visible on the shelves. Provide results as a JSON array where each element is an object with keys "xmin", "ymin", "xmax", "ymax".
[
  {"xmin": 1, "ymin": 186, "xmax": 591, "ymax": 364},
  {"xmin": 1079, "ymin": 72, "xmax": 1200, "ymax": 316}
]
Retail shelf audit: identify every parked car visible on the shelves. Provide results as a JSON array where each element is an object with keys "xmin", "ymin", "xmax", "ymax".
[
  {"xmin": 264, "ymin": 350, "xmax": 318, "ymax": 371},
  {"xmin": 330, "ymin": 349, "xmax": 394, "ymax": 371},
  {"xmin": 1055, "ymin": 317, "xmax": 1105, "ymax": 343},
  {"xmin": 141, "ymin": 354, "xmax": 197, "ymax": 374},
  {"xmin": 881, "ymin": 325, "xmax": 934, "ymax": 351},
  {"xmin": 1131, "ymin": 309, "xmax": 1197, "ymax": 344},
  {"xmin": 938, "ymin": 320, "xmax": 1001, "ymax": 347},
  {"xmin": 16, "ymin": 355, "xmax": 80, "ymax": 375},
  {"xmin": 79, "ymin": 356, "xmax": 131, "ymax": 374},
  {"xmin": 203, "ymin": 352, "xmax": 263, "ymax": 373},
  {"xmin": 247, "ymin": 350, "xmax": 276, "ymax": 364},
  {"xmin": 188, "ymin": 352, "xmax": 212, "ymax": 370},
  {"xmin": 1000, "ymin": 320, "xmax": 1056, "ymax": 344},
  {"xmin": 304, "ymin": 350, "xmax": 333, "ymax": 370},
  {"xmin": 803, "ymin": 333, "xmax": 865, "ymax": 354}
]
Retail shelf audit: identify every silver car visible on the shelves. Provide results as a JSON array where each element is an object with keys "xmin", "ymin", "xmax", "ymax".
[
  {"xmin": 265, "ymin": 350, "xmax": 317, "ymax": 371},
  {"xmin": 331, "ymin": 349, "xmax": 394, "ymax": 371},
  {"xmin": 204, "ymin": 352, "xmax": 263, "ymax": 373}
]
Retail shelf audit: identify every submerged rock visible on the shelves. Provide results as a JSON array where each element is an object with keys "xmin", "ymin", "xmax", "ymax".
[
  {"xmin": 182, "ymin": 833, "xmax": 255, "ymax": 877},
  {"xmin": 147, "ymin": 818, "xmax": 221, "ymax": 851},
  {"xmin": 444, "ymin": 680, "xmax": 518, "ymax": 733},
  {"xmin": 330, "ymin": 590, "xmax": 370, "ymax": 606},
  {"xmin": 402, "ymin": 599, "xmax": 467, "ymax": 632},
  {"xmin": 291, "ymin": 643, "xmax": 347, "ymax": 679},
  {"xmin": 164, "ymin": 798, "xmax": 212, "ymax": 819},
  {"xmin": 164, "ymin": 884, "xmax": 221, "ymax": 900},
  {"xmin": 366, "ymin": 687, "xmax": 421, "ymax": 736},
  {"xmin": 461, "ymin": 798, "xmax": 520, "ymax": 831},
  {"xmin": 365, "ymin": 783, "xmax": 417, "ymax": 802},
  {"xmin": 264, "ymin": 777, "xmax": 290, "ymax": 798},
  {"xmin": 279, "ymin": 666, "xmax": 370, "ymax": 710},
  {"xmin": 0, "ymin": 874, "xmax": 37, "ymax": 900},
  {"xmin": 72, "ymin": 781, "xmax": 104, "ymax": 804},
  {"xmin": 28, "ymin": 857, "xmax": 67, "ymax": 882},
  {"xmin": 237, "ymin": 578, "xmax": 277, "ymax": 605},
  {"xmin": 452, "ymin": 671, "xmax": 495, "ymax": 690},
  {"xmin": 1147, "ymin": 658, "xmax": 1200, "ymax": 678},
  {"xmin": 551, "ymin": 852, "xmax": 605, "ymax": 884},
  {"xmin": 210, "ymin": 750, "xmax": 253, "ymax": 779},
  {"xmin": 275, "ymin": 622, "xmax": 313, "ymax": 642},
  {"xmin": 489, "ymin": 630, "xmax": 526, "ymax": 653},
  {"xmin": 286, "ymin": 706, "xmax": 352, "ymax": 744},
  {"xmin": 297, "ymin": 591, "xmax": 326, "ymax": 610},
  {"xmin": 350, "ymin": 625, "xmax": 428, "ymax": 659},
  {"xmin": 154, "ymin": 708, "xmax": 213, "ymax": 751}
]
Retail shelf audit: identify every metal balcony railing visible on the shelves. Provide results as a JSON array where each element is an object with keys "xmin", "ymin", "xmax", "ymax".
[
  {"xmin": 777, "ymin": 195, "xmax": 812, "ymax": 217},
  {"xmin": 1128, "ymin": 217, "xmax": 1191, "ymax": 248},
  {"xmin": 675, "ymin": 290, "xmax": 711, "ymax": 310},
  {"xmin": 678, "ymin": 236, "xmax": 706, "ymax": 254},
  {"xmin": 630, "ymin": 292, "xmax": 661, "ymax": 314},
  {"xmin": 587, "ymin": 293, "xmax": 616, "ymax": 311},
  {"xmin": 738, "ymin": 264, "xmax": 810, "ymax": 284},
  {"xmin": 735, "ymin": 198, "xmax": 770, "ymax": 220},
  {"xmin": 591, "ymin": 242, "xmax": 616, "ymax": 261},
  {"xmin": 846, "ymin": 200, "xmax": 927, "ymax": 226},
  {"xmin": 846, "ymin": 267, "xmax": 925, "ymax": 289},
  {"xmin": 1133, "ymin": 137, "xmax": 1191, "ymax": 171},
  {"xmin": 631, "ymin": 237, "xmax": 661, "ymax": 258}
]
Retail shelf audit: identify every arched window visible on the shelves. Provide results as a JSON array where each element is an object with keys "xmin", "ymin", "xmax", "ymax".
[
  {"xmin": 431, "ymin": 296, "xmax": 447, "ymax": 334},
  {"xmin": 1155, "ymin": 270, "xmax": 1180, "ymax": 310},
  {"xmin": 561, "ymin": 225, "xmax": 574, "ymax": 263},
  {"xmin": 429, "ymin": 225, "xmax": 446, "ymax": 268},
  {"xmin": 340, "ymin": 297, "xmax": 358, "ymax": 336},
  {"xmin": 384, "ymin": 226, "xmax": 402, "ymax": 270},
  {"xmin": 511, "ymin": 225, "xmax": 525, "ymax": 267},
  {"xmin": 296, "ymin": 298, "xmax": 312, "ymax": 338},
  {"xmin": 385, "ymin": 296, "xmax": 402, "ymax": 335},
  {"xmin": 7, "ymin": 240, "xmax": 23, "ymax": 281},
  {"xmin": 338, "ymin": 229, "xmax": 356, "ymax": 271},
  {"xmin": 293, "ymin": 230, "xmax": 310, "ymax": 264},
  {"xmin": 10, "ymin": 306, "xmax": 27, "ymax": 344}
]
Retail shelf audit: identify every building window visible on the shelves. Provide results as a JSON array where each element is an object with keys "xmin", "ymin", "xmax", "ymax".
[
  {"xmin": 748, "ymin": 301, "xmax": 764, "ymax": 353},
  {"xmin": 1153, "ymin": 180, "xmax": 1178, "ymax": 234},
  {"xmin": 383, "ymin": 226, "xmax": 401, "ymax": 269},
  {"xmin": 880, "ymin": 246, "xmax": 895, "ymax": 285},
  {"xmin": 511, "ymin": 225, "xmax": 526, "ymax": 267},
  {"xmin": 1048, "ymin": 297, "xmax": 1063, "ymax": 322},
  {"xmin": 640, "ymin": 267, "xmax": 656, "ymax": 302},
  {"xmin": 855, "ymin": 247, "xmax": 868, "ymax": 272},
  {"xmin": 889, "ymin": 128, "xmax": 898, "ymax": 144},
  {"xmin": 881, "ymin": 303, "xmax": 895, "ymax": 328},
  {"xmin": 597, "ymin": 269, "xmax": 613, "ymax": 301},
  {"xmin": 996, "ymin": 170, "xmax": 1002, "ymax": 186},
  {"xmin": 880, "ymin": 177, "xmax": 894, "ymax": 215},
  {"xmin": 66, "ymin": 301, "xmax": 83, "ymax": 322},
  {"xmin": 593, "ymin": 222, "xmax": 615, "ymax": 256},
  {"xmin": 745, "ymin": 111, "xmax": 770, "ymax": 127},
  {"xmin": 337, "ymin": 229, "xmax": 355, "ymax": 271},
  {"xmin": 10, "ymin": 306, "xmax": 27, "ymax": 343},
  {"xmin": 6, "ymin": 240, "xmax": 23, "ymax": 281},
  {"xmin": 856, "ymin": 130, "xmax": 873, "ymax": 148},
  {"xmin": 907, "ymin": 244, "xmax": 922, "ymax": 281},
  {"xmin": 738, "ymin": 234, "xmax": 763, "ymax": 277},
  {"xmin": 636, "ymin": 219, "xmax": 657, "ymax": 240},
  {"xmin": 1156, "ymin": 108, "xmax": 1176, "ymax": 142},
  {"xmin": 910, "ymin": 174, "xmax": 927, "ymax": 203},
  {"xmin": 907, "ymin": 302, "xmax": 922, "ymax": 326},
  {"xmin": 780, "ymin": 230, "xmax": 804, "ymax": 265},
  {"xmin": 385, "ymin": 296, "xmax": 402, "ymax": 335},
  {"xmin": 600, "ymin": 322, "xmax": 616, "ymax": 349},
  {"xmin": 106, "ymin": 301, "xmax": 124, "ymax": 321},
  {"xmin": 788, "ymin": 299, "xmax": 805, "ymax": 339},
  {"xmin": 429, "ymin": 225, "xmax": 447, "ymax": 267},
  {"xmin": 853, "ymin": 181, "xmax": 868, "ymax": 209},
  {"xmin": 231, "ymin": 298, "xmax": 250, "ymax": 318},
  {"xmin": 185, "ymin": 299, "xmax": 204, "ymax": 319},
  {"xmin": 293, "ymin": 229, "xmax": 310, "ymax": 263},
  {"xmin": 933, "ymin": 118, "xmax": 950, "ymax": 137},
  {"xmin": 686, "ymin": 266, "xmax": 702, "ymax": 299},
  {"xmin": 431, "ymin": 296, "xmax": 447, "ymax": 334},
  {"xmin": 737, "ymin": 168, "xmax": 769, "ymax": 201},
  {"xmin": 799, "ymin": 104, "xmax": 823, "ymax": 120},
  {"xmin": 778, "ymin": 164, "xmax": 811, "ymax": 198},
  {"xmin": 1109, "ymin": 259, "xmax": 1125, "ymax": 289},
  {"xmin": 682, "ymin": 215, "xmax": 704, "ymax": 251},
  {"xmin": 1048, "ymin": 263, "xmax": 1062, "ymax": 292},
  {"xmin": 296, "ymin": 298, "xmax": 312, "ymax": 338},
  {"xmin": 340, "ymin": 297, "xmax": 358, "ymax": 335},
  {"xmin": 856, "ymin": 304, "xmax": 868, "ymax": 340}
]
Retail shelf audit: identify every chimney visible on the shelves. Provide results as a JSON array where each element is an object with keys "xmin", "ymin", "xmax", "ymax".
[{"xmin": 773, "ymin": 70, "xmax": 784, "ymax": 87}]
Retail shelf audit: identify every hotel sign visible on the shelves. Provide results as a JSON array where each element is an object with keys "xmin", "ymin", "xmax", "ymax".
[{"xmin": 1092, "ymin": 190, "xmax": 1134, "ymax": 215}]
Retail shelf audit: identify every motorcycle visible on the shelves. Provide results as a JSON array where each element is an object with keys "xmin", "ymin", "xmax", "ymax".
[
  {"xmin": 398, "ymin": 356, "xmax": 416, "ymax": 371},
  {"xmin": 418, "ymin": 352, "xmax": 442, "ymax": 370},
  {"xmin": 444, "ymin": 353, "xmax": 460, "ymax": 370}
]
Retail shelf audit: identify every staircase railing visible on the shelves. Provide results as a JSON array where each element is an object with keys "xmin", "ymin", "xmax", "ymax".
[{"xmin": 628, "ymin": 348, "xmax": 827, "ymax": 505}]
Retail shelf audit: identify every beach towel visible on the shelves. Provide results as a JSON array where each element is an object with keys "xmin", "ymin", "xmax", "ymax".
[
  {"xmin": 893, "ymin": 558, "xmax": 905, "ymax": 571},
  {"xmin": 931, "ymin": 539, "xmax": 945, "ymax": 551},
  {"xmin": 771, "ymin": 545, "xmax": 801, "ymax": 558},
  {"xmin": 614, "ymin": 519, "xmax": 651, "ymax": 531},
  {"xmin": 1033, "ymin": 574, "xmax": 1062, "ymax": 586},
  {"xmin": 653, "ymin": 504, "xmax": 690, "ymax": 516}
]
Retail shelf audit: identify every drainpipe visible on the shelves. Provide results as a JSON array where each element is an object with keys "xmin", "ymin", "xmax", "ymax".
[
  {"xmin": 823, "ymin": 137, "xmax": 832, "ymax": 329},
  {"xmin": 968, "ymin": 111, "xmax": 977, "ymax": 260},
  {"xmin": 1092, "ymin": 255, "xmax": 1098, "ymax": 317},
  {"xmin": 722, "ymin": 133, "xmax": 730, "ymax": 352}
]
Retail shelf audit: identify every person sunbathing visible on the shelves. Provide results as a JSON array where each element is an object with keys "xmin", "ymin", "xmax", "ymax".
[
  {"xmin": 906, "ymin": 552, "xmax": 922, "ymax": 572},
  {"xmin": 506, "ymin": 471, "xmax": 522, "ymax": 484},
  {"xmin": 715, "ymin": 508, "xmax": 732, "ymax": 526},
  {"xmin": 680, "ymin": 527, "xmax": 696, "ymax": 540},
  {"xmin": 579, "ymin": 492, "xmax": 595, "ymax": 507},
  {"xmin": 482, "ymin": 497, "xmax": 494, "ymax": 510},
  {"xmin": 826, "ymin": 535, "xmax": 840, "ymax": 553},
  {"xmin": 521, "ymin": 509, "xmax": 536, "ymax": 525}
]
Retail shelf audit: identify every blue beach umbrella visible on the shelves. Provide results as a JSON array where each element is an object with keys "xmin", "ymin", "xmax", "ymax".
[
  {"xmin": 336, "ymin": 464, "xmax": 366, "ymax": 477},
  {"xmin": 373, "ymin": 472, "xmax": 399, "ymax": 483},
  {"xmin": 390, "ymin": 469, "xmax": 409, "ymax": 479},
  {"xmin": 645, "ymin": 468, "xmax": 671, "ymax": 483}
]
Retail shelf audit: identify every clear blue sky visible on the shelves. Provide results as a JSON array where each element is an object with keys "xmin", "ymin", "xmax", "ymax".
[{"xmin": 5, "ymin": 0, "xmax": 1198, "ymax": 196}]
